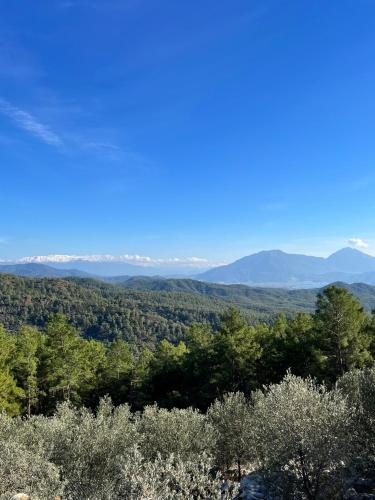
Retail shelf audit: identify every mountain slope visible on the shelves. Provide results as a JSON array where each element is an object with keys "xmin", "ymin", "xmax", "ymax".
[
  {"xmin": 0, "ymin": 263, "xmax": 92, "ymax": 278},
  {"xmin": 22, "ymin": 259, "xmax": 209, "ymax": 277},
  {"xmin": 198, "ymin": 250, "xmax": 327, "ymax": 285},
  {"xmin": 197, "ymin": 248, "xmax": 375, "ymax": 287},
  {"xmin": 326, "ymin": 247, "xmax": 375, "ymax": 273}
]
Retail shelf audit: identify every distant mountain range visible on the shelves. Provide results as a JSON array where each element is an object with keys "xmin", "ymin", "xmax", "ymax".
[
  {"xmin": 0, "ymin": 263, "xmax": 92, "ymax": 278},
  {"xmin": 3, "ymin": 247, "xmax": 375, "ymax": 288},
  {"xmin": 197, "ymin": 247, "xmax": 375, "ymax": 288},
  {"xmin": 4, "ymin": 259, "xmax": 210, "ymax": 277},
  {"xmin": 0, "ymin": 261, "xmax": 207, "ymax": 279}
]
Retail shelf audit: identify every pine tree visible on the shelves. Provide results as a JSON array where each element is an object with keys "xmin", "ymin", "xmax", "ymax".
[
  {"xmin": 43, "ymin": 314, "xmax": 87, "ymax": 403},
  {"xmin": 315, "ymin": 286, "xmax": 372, "ymax": 379},
  {"xmin": 213, "ymin": 308, "xmax": 262, "ymax": 394},
  {"xmin": 15, "ymin": 325, "xmax": 42, "ymax": 417},
  {"xmin": 0, "ymin": 325, "xmax": 24, "ymax": 415}
]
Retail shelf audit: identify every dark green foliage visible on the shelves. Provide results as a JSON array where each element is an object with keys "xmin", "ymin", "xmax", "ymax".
[
  {"xmin": 0, "ymin": 325, "xmax": 24, "ymax": 415},
  {"xmin": 0, "ymin": 274, "xmax": 267, "ymax": 347},
  {"xmin": 257, "ymin": 312, "xmax": 319, "ymax": 384},
  {"xmin": 0, "ymin": 281, "xmax": 374, "ymax": 416},
  {"xmin": 110, "ymin": 276, "xmax": 323, "ymax": 313},
  {"xmin": 3, "ymin": 274, "xmax": 375, "ymax": 350},
  {"xmin": 315, "ymin": 286, "xmax": 372, "ymax": 379}
]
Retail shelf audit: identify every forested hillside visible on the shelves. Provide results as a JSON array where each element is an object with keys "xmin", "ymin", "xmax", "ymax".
[
  {"xmin": 0, "ymin": 274, "xmax": 267, "ymax": 346},
  {"xmin": 2, "ymin": 274, "xmax": 375, "ymax": 349},
  {"xmin": 110, "ymin": 275, "xmax": 318, "ymax": 311},
  {"xmin": 111, "ymin": 276, "xmax": 375, "ymax": 312},
  {"xmin": 1, "ymin": 284, "xmax": 374, "ymax": 415}
]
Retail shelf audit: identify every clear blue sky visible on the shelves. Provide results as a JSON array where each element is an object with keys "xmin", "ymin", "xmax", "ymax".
[{"xmin": 1, "ymin": 0, "xmax": 375, "ymax": 263}]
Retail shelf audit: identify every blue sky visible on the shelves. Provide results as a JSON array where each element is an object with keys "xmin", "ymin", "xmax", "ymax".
[{"xmin": 1, "ymin": 0, "xmax": 375, "ymax": 265}]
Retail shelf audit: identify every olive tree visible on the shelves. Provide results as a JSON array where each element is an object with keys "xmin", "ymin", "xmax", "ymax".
[
  {"xmin": 0, "ymin": 400, "xmax": 238, "ymax": 500},
  {"xmin": 0, "ymin": 413, "xmax": 62, "ymax": 499},
  {"xmin": 337, "ymin": 367, "xmax": 375, "ymax": 481},
  {"xmin": 138, "ymin": 404, "xmax": 214, "ymax": 461},
  {"xmin": 252, "ymin": 373, "xmax": 353, "ymax": 499},
  {"xmin": 31, "ymin": 398, "xmax": 139, "ymax": 499},
  {"xmin": 115, "ymin": 448, "xmax": 239, "ymax": 499},
  {"xmin": 207, "ymin": 392, "xmax": 253, "ymax": 480}
]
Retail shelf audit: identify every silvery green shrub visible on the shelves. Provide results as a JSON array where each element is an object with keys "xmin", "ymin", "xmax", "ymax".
[
  {"xmin": 337, "ymin": 367, "xmax": 375, "ymax": 481},
  {"xmin": 0, "ymin": 400, "xmax": 235, "ymax": 499},
  {"xmin": 207, "ymin": 392, "xmax": 253, "ymax": 479},
  {"xmin": 33, "ymin": 397, "xmax": 139, "ymax": 498},
  {"xmin": 114, "ymin": 447, "xmax": 239, "ymax": 499},
  {"xmin": 138, "ymin": 405, "xmax": 215, "ymax": 461},
  {"xmin": 251, "ymin": 373, "xmax": 353, "ymax": 499},
  {"xmin": 337, "ymin": 366, "xmax": 375, "ymax": 454},
  {"xmin": 0, "ymin": 426, "xmax": 62, "ymax": 499}
]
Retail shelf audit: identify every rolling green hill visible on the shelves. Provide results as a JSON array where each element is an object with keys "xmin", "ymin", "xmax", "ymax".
[
  {"xmin": 110, "ymin": 276, "xmax": 375, "ymax": 313},
  {"xmin": 0, "ymin": 274, "xmax": 266, "ymax": 347},
  {"xmin": 1, "ymin": 274, "xmax": 375, "ymax": 348}
]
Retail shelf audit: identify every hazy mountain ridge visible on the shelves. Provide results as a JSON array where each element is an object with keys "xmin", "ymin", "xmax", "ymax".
[
  {"xmin": 3, "ymin": 247, "xmax": 375, "ymax": 288},
  {"xmin": 0, "ymin": 263, "xmax": 92, "ymax": 278},
  {"xmin": 197, "ymin": 247, "xmax": 375, "ymax": 287}
]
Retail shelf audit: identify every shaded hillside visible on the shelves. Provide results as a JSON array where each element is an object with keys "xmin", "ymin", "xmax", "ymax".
[
  {"xmin": 111, "ymin": 276, "xmax": 318, "ymax": 312},
  {"xmin": 1, "ymin": 274, "xmax": 375, "ymax": 348},
  {"xmin": 111, "ymin": 276, "xmax": 375, "ymax": 313},
  {"xmin": 0, "ymin": 274, "xmax": 265, "ymax": 346}
]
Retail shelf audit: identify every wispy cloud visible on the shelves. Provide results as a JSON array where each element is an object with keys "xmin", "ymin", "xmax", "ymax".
[
  {"xmin": 0, "ymin": 98, "xmax": 62, "ymax": 146},
  {"xmin": 348, "ymin": 237, "xmax": 369, "ymax": 250},
  {"xmin": 15, "ymin": 253, "xmax": 221, "ymax": 268}
]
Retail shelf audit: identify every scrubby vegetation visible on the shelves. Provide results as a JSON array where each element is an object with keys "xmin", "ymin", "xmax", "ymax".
[{"xmin": 1, "ymin": 370, "xmax": 375, "ymax": 499}]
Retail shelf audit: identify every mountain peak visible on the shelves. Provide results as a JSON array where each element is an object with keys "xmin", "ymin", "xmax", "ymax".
[
  {"xmin": 329, "ymin": 247, "xmax": 368, "ymax": 257},
  {"xmin": 198, "ymin": 247, "xmax": 375, "ymax": 287},
  {"xmin": 255, "ymin": 249, "xmax": 286, "ymax": 256}
]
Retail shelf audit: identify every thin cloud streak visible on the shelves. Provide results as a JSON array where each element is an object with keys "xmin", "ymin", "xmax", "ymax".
[{"xmin": 0, "ymin": 98, "xmax": 62, "ymax": 146}]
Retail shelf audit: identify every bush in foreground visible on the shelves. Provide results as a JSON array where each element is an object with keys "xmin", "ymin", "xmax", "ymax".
[
  {"xmin": 1, "ymin": 370, "xmax": 375, "ymax": 499},
  {"xmin": 251, "ymin": 373, "xmax": 353, "ymax": 499}
]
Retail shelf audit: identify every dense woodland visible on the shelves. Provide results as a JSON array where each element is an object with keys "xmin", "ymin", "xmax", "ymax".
[
  {"xmin": 1, "ymin": 283, "xmax": 375, "ymax": 416},
  {"xmin": 0, "ymin": 274, "xmax": 270, "ymax": 346},
  {"xmin": 1, "ymin": 281, "xmax": 375, "ymax": 498},
  {"xmin": 2, "ymin": 274, "xmax": 375, "ymax": 349}
]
